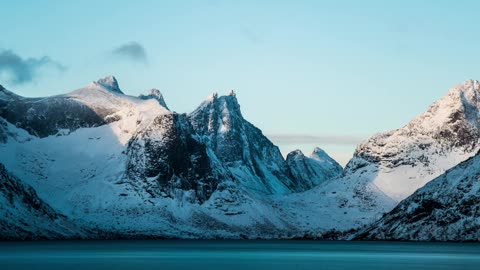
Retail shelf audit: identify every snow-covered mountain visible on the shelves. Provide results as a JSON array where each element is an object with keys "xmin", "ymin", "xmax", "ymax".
[
  {"xmin": 3, "ymin": 76, "xmax": 479, "ymax": 240},
  {"xmin": 345, "ymin": 79, "xmax": 480, "ymax": 202},
  {"xmin": 356, "ymin": 151, "xmax": 480, "ymax": 241},
  {"xmin": 0, "ymin": 76, "xmax": 340, "ymax": 239},
  {"xmin": 275, "ymin": 79, "xmax": 480, "ymax": 235}
]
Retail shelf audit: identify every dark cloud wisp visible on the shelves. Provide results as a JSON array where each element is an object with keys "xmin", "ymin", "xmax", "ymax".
[
  {"xmin": 112, "ymin": 42, "xmax": 148, "ymax": 63},
  {"xmin": 0, "ymin": 49, "xmax": 66, "ymax": 85},
  {"xmin": 266, "ymin": 134, "xmax": 364, "ymax": 146}
]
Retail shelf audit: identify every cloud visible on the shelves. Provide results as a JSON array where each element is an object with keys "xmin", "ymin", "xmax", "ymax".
[
  {"xmin": 111, "ymin": 42, "xmax": 148, "ymax": 63},
  {"xmin": 0, "ymin": 49, "xmax": 66, "ymax": 85},
  {"xmin": 266, "ymin": 134, "xmax": 364, "ymax": 146}
]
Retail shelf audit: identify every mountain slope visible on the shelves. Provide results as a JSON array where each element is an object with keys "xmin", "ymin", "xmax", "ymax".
[
  {"xmin": 0, "ymin": 163, "xmax": 85, "ymax": 240},
  {"xmin": 356, "ymin": 151, "xmax": 480, "ymax": 241}
]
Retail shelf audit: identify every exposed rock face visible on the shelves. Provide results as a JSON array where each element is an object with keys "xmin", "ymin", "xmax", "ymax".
[
  {"xmin": 188, "ymin": 92, "xmax": 299, "ymax": 194},
  {"xmin": 0, "ymin": 163, "xmax": 84, "ymax": 240},
  {"xmin": 126, "ymin": 113, "xmax": 223, "ymax": 203},
  {"xmin": 356, "ymin": 152, "xmax": 480, "ymax": 241},
  {"xmin": 286, "ymin": 148, "xmax": 342, "ymax": 190}
]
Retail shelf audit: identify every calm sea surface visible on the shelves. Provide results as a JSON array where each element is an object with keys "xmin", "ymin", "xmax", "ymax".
[{"xmin": 1, "ymin": 240, "xmax": 479, "ymax": 270}]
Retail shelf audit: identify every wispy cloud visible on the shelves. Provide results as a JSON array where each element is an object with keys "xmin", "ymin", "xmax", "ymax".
[
  {"xmin": 111, "ymin": 42, "xmax": 148, "ymax": 64},
  {"xmin": 0, "ymin": 49, "xmax": 66, "ymax": 85},
  {"xmin": 266, "ymin": 134, "xmax": 364, "ymax": 146}
]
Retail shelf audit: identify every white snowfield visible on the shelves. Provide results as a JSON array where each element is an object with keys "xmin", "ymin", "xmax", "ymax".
[{"xmin": 1, "ymin": 77, "xmax": 480, "ymax": 239}]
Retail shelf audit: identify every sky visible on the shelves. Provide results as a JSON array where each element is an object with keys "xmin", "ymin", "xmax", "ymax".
[{"xmin": 2, "ymin": 0, "xmax": 480, "ymax": 165}]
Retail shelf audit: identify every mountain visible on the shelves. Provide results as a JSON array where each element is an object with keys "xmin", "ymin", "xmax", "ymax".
[
  {"xmin": 276, "ymin": 79, "xmax": 480, "ymax": 235},
  {"xmin": 125, "ymin": 112, "xmax": 223, "ymax": 203},
  {"xmin": 139, "ymin": 89, "xmax": 169, "ymax": 110},
  {"xmin": 356, "ymin": 151, "xmax": 480, "ymax": 241},
  {"xmin": 0, "ymin": 76, "xmax": 134, "ymax": 138},
  {"xmin": 286, "ymin": 148, "xmax": 342, "ymax": 190},
  {"xmin": 188, "ymin": 91, "xmax": 303, "ymax": 194},
  {"xmin": 0, "ymin": 163, "xmax": 85, "ymax": 240},
  {"xmin": 345, "ymin": 79, "xmax": 480, "ymax": 202},
  {"xmin": 0, "ymin": 77, "xmax": 340, "ymax": 239}
]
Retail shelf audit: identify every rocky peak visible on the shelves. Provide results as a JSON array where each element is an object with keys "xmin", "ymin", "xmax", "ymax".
[
  {"xmin": 188, "ymin": 92, "xmax": 302, "ymax": 194},
  {"xmin": 286, "ymin": 149, "xmax": 305, "ymax": 160},
  {"xmin": 139, "ymin": 88, "xmax": 169, "ymax": 110},
  {"xmin": 93, "ymin": 75, "xmax": 123, "ymax": 94},
  {"xmin": 189, "ymin": 92, "xmax": 242, "ymax": 135}
]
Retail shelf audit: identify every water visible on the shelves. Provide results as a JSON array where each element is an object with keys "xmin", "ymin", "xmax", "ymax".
[{"xmin": 1, "ymin": 240, "xmax": 479, "ymax": 270}]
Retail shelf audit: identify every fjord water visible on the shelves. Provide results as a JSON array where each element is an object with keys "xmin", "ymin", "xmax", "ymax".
[{"xmin": 1, "ymin": 241, "xmax": 479, "ymax": 270}]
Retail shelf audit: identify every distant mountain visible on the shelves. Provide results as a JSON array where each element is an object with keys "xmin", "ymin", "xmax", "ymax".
[
  {"xmin": 0, "ymin": 77, "xmax": 340, "ymax": 239},
  {"xmin": 356, "ymin": 151, "xmax": 480, "ymax": 241},
  {"xmin": 286, "ymin": 148, "xmax": 342, "ymax": 190}
]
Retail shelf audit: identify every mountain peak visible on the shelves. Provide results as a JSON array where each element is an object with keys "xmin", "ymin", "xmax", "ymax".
[
  {"xmin": 139, "ymin": 88, "xmax": 169, "ymax": 110},
  {"xmin": 309, "ymin": 147, "xmax": 342, "ymax": 168},
  {"xmin": 311, "ymin": 147, "xmax": 326, "ymax": 155},
  {"xmin": 407, "ymin": 79, "xmax": 480, "ymax": 134},
  {"xmin": 207, "ymin": 92, "xmax": 218, "ymax": 101},
  {"xmin": 286, "ymin": 149, "xmax": 305, "ymax": 160},
  {"xmin": 93, "ymin": 75, "xmax": 123, "ymax": 94}
]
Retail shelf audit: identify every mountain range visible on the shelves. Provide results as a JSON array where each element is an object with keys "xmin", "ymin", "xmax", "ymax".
[{"xmin": 1, "ymin": 76, "xmax": 480, "ymax": 240}]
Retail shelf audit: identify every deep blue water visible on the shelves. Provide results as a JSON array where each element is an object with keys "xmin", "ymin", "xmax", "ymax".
[{"xmin": 1, "ymin": 240, "xmax": 479, "ymax": 270}]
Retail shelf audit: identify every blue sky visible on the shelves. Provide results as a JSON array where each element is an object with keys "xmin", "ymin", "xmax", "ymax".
[{"xmin": 2, "ymin": 0, "xmax": 480, "ymax": 165}]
